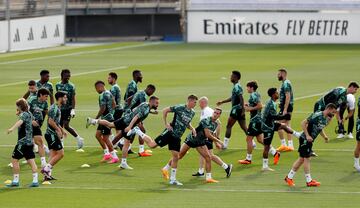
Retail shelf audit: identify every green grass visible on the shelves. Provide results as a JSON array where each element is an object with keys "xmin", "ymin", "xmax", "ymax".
[{"xmin": 0, "ymin": 42, "xmax": 360, "ymax": 207}]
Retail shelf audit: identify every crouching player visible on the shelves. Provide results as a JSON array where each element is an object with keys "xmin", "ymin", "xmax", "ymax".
[
  {"xmin": 284, "ymin": 103, "xmax": 337, "ymax": 187},
  {"xmin": 6, "ymin": 98, "xmax": 39, "ymax": 187}
]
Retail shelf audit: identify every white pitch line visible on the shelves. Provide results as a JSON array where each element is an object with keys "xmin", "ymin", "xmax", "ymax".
[
  {"xmin": 23, "ymin": 186, "xmax": 360, "ymax": 195},
  {"xmin": 0, "ymin": 42, "xmax": 161, "ymax": 65},
  {"xmin": 0, "ymin": 66, "xmax": 128, "ymax": 88},
  {"xmin": 294, "ymin": 92, "xmax": 324, "ymax": 101}
]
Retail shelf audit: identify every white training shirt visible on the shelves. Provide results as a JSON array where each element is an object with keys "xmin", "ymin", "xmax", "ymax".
[
  {"xmin": 347, "ymin": 94, "xmax": 356, "ymax": 110},
  {"xmin": 200, "ymin": 106, "xmax": 214, "ymax": 121}
]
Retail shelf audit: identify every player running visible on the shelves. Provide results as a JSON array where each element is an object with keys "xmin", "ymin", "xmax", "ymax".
[
  {"xmin": 93, "ymin": 81, "xmax": 119, "ymax": 163},
  {"xmin": 23, "ymin": 80, "xmax": 38, "ymax": 100},
  {"xmin": 23, "ymin": 70, "xmax": 54, "ymax": 104},
  {"xmin": 284, "ymin": 103, "xmax": 337, "ymax": 187},
  {"xmin": 125, "ymin": 95, "xmax": 198, "ymax": 185},
  {"xmin": 41, "ymin": 91, "xmax": 68, "ymax": 181},
  {"xmin": 276, "ymin": 69, "xmax": 295, "ymax": 152},
  {"xmin": 55, "ymin": 69, "xmax": 84, "ymax": 150},
  {"xmin": 28, "ymin": 88, "xmax": 50, "ymax": 168},
  {"xmin": 217, "ymin": 71, "xmax": 249, "ymax": 149},
  {"xmin": 192, "ymin": 97, "xmax": 232, "ymax": 178},
  {"xmin": 6, "ymin": 98, "xmax": 39, "ymax": 187},
  {"xmin": 86, "ymin": 96, "xmax": 160, "ymax": 169},
  {"xmin": 353, "ymin": 97, "xmax": 360, "ymax": 172}
]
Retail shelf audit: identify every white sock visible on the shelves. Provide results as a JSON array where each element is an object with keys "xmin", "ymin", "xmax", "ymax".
[
  {"xmin": 121, "ymin": 158, "xmax": 127, "ymax": 164},
  {"xmin": 252, "ymin": 139, "xmax": 256, "ymax": 146},
  {"xmin": 170, "ymin": 168, "xmax": 177, "ymax": 181},
  {"xmin": 223, "ymin": 137, "xmax": 230, "ymax": 147},
  {"xmin": 280, "ymin": 139, "xmax": 287, "ymax": 146},
  {"xmin": 13, "ymin": 174, "xmax": 19, "ymax": 183},
  {"xmin": 119, "ymin": 138, "xmax": 125, "ymax": 145},
  {"xmin": 163, "ymin": 164, "xmax": 170, "ymax": 170},
  {"xmin": 221, "ymin": 163, "xmax": 228, "ymax": 170},
  {"xmin": 287, "ymin": 169, "xmax": 296, "ymax": 179},
  {"xmin": 76, "ymin": 135, "xmax": 83, "ymax": 140},
  {"xmin": 293, "ymin": 131, "xmax": 301, "ymax": 138},
  {"xmin": 61, "ymin": 139, "xmax": 64, "ymax": 147},
  {"xmin": 288, "ymin": 140, "xmax": 294, "ymax": 148},
  {"xmin": 206, "ymin": 173, "xmax": 212, "ymax": 180},
  {"xmin": 135, "ymin": 128, "xmax": 145, "ymax": 138},
  {"xmin": 128, "ymin": 144, "xmax": 132, "ymax": 151},
  {"xmin": 246, "ymin": 154, "xmax": 252, "ymax": 161},
  {"xmin": 139, "ymin": 145, "xmax": 145, "ymax": 153},
  {"xmin": 269, "ymin": 146, "xmax": 277, "ymax": 156},
  {"xmin": 40, "ymin": 157, "xmax": 47, "ymax": 166},
  {"xmin": 262, "ymin": 158, "xmax": 269, "ymax": 169},
  {"xmin": 354, "ymin": 157, "xmax": 360, "ymax": 168},
  {"xmin": 44, "ymin": 164, "xmax": 52, "ymax": 172},
  {"xmin": 198, "ymin": 168, "xmax": 204, "ymax": 174},
  {"xmin": 111, "ymin": 151, "xmax": 118, "ymax": 159},
  {"xmin": 43, "ymin": 145, "xmax": 50, "ymax": 154},
  {"xmin": 32, "ymin": 172, "xmax": 38, "ymax": 183},
  {"xmin": 305, "ymin": 173, "xmax": 312, "ymax": 183},
  {"xmin": 104, "ymin": 149, "xmax": 109, "ymax": 155},
  {"xmin": 91, "ymin": 119, "xmax": 98, "ymax": 124}
]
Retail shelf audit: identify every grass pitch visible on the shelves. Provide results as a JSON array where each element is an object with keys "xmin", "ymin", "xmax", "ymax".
[{"xmin": 0, "ymin": 42, "xmax": 360, "ymax": 207}]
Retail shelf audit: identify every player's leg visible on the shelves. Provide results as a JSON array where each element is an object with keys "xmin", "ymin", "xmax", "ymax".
[
  {"xmin": 34, "ymin": 135, "xmax": 47, "ymax": 167},
  {"xmin": 26, "ymin": 159, "xmax": 39, "ymax": 187},
  {"xmin": 193, "ymin": 155, "xmax": 205, "ymax": 177},
  {"xmin": 196, "ymin": 146, "xmax": 217, "ymax": 183},
  {"xmin": 284, "ymin": 157, "xmax": 304, "ymax": 186},
  {"xmin": 62, "ymin": 119, "xmax": 84, "ymax": 149},
  {"xmin": 8, "ymin": 158, "xmax": 20, "ymax": 187},
  {"xmin": 348, "ymin": 109, "xmax": 354, "ymax": 138},
  {"xmin": 303, "ymin": 157, "xmax": 320, "ymax": 186},
  {"xmin": 168, "ymin": 150, "xmax": 181, "ymax": 185},
  {"xmin": 137, "ymin": 123, "xmax": 151, "ymax": 156},
  {"xmin": 354, "ymin": 122, "xmax": 360, "ymax": 170},
  {"xmin": 209, "ymin": 149, "xmax": 232, "ymax": 178},
  {"xmin": 120, "ymin": 138, "xmax": 133, "ymax": 169},
  {"xmin": 277, "ymin": 120, "xmax": 288, "ymax": 151},
  {"xmin": 239, "ymin": 135, "xmax": 254, "ymax": 164},
  {"xmin": 337, "ymin": 106, "xmax": 346, "ymax": 139},
  {"xmin": 96, "ymin": 130, "xmax": 110, "ymax": 162},
  {"xmin": 223, "ymin": 116, "xmax": 236, "ymax": 149},
  {"xmin": 133, "ymin": 127, "xmax": 158, "ymax": 148},
  {"xmin": 102, "ymin": 133, "xmax": 119, "ymax": 164}
]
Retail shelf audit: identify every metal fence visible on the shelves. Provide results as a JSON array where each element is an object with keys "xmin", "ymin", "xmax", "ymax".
[{"xmin": 0, "ymin": 0, "xmax": 65, "ymax": 21}]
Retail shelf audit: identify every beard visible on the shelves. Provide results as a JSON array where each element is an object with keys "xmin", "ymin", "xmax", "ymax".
[{"xmin": 278, "ymin": 76, "xmax": 283, "ymax": 81}]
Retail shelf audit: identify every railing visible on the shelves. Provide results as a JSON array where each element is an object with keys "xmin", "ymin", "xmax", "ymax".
[{"xmin": 66, "ymin": 0, "xmax": 178, "ymax": 9}]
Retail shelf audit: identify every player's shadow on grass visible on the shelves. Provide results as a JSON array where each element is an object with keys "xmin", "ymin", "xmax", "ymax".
[
  {"xmin": 328, "ymin": 137, "xmax": 351, "ymax": 143},
  {"xmin": 214, "ymin": 149, "xmax": 240, "ymax": 157},
  {"xmin": 338, "ymin": 171, "xmax": 360, "ymax": 183}
]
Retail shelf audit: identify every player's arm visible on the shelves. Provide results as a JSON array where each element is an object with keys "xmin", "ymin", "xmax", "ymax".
[
  {"xmin": 48, "ymin": 117, "xmax": 64, "ymax": 138},
  {"xmin": 72, "ymin": 94, "xmax": 76, "ymax": 109},
  {"xmin": 125, "ymin": 115, "xmax": 140, "ymax": 132},
  {"xmin": 239, "ymin": 94, "xmax": 245, "ymax": 115},
  {"xmin": 345, "ymin": 109, "xmax": 355, "ymax": 120},
  {"xmin": 162, "ymin": 107, "xmax": 173, "ymax": 130},
  {"xmin": 49, "ymin": 89, "xmax": 54, "ymax": 105},
  {"xmin": 204, "ymin": 128, "xmax": 222, "ymax": 144},
  {"xmin": 216, "ymin": 97, "xmax": 231, "ymax": 106},
  {"xmin": 187, "ymin": 123, "xmax": 196, "ymax": 137},
  {"xmin": 245, "ymin": 102, "xmax": 262, "ymax": 112},
  {"xmin": 23, "ymin": 91, "xmax": 30, "ymax": 99},
  {"xmin": 7, "ymin": 120, "xmax": 23, "ymax": 134},
  {"xmin": 301, "ymin": 119, "xmax": 313, "ymax": 142},
  {"xmin": 126, "ymin": 95, "xmax": 134, "ymax": 107},
  {"xmin": 95, "ymin": 105, "xmax": 106, "ymax": 119}
]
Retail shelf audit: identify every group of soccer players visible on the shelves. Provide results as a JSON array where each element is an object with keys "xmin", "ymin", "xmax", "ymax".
[{"xmin": 5, "ymin": 68, "xmax": 360, "ymax": 188}]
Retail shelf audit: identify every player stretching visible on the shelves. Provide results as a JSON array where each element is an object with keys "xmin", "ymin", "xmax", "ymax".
[
  {"xmin": 261, "ymin": 88, "xmax": 300, "ymax": 171},
  {"xmin": 93, "ymin": 81, "xmax": 119, "ymax": 163},
  {"xmin": 6, "ymin": 98, "xmax": 39, "ymax": 187},
  {"xmin": 217, "ymin": 71, "xmax": 250, "ymax": 149},
  {"xmin": 276, "ymin": 69, "xmax": 295, "ymax": 152},
  {"xmin": 354, "ymin": 97, "xmax": 360, "ymax": 172},
  {"xmin": 192, "ymin": 97, "xmax": 232, "ymax": 178},
  {"xmin": 41, "ymin": 91, "xmax": 67, "ymax": 181},
  {"xmin": 28, "ymin": 88, "xmax": 50, "ymax": 167},
  {"xmin": 284, "ymin": 103, "xmax": 337, "ymax": 187},
  {"xmin": 55, "ymin": 69, "xmax": 84, "ymax": 149},
  {"xmin": 108, "ymin": 72, "xmax": 123, "ymax": 130},
  {"xmin": 125, "ymin": 95, "xmax": 198, "ymax": 185},
  {"xmin": 86, "ymin": 96, "xmax": 160, "ymax": 169}
]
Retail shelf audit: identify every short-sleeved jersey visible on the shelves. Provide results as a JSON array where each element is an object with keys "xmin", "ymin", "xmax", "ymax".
[
  {"xmin": 200, "ymin": 107, "xmax": 214, "ymax": 121},
  {"xmin": 122, "ymin": 102, "xmax": 150, "ymax": 125},
  {"xmin": 261, "ymin": 99, "xmax": 278, "ymax": 131},
  {"xmin": 36, "ymin": 80, "xmax": 53, "ymax": 95},
  {"xmin": 28, "ymin": 96, "xmax": 48, "ymax": 126},
  {"xmin": 231, "ymin": 83, "xmax": 243, "ymax": 107},
  {"xmin": 186, "ymin": 117, "xmax": 218, "ymax": 143},
  {"xmin": 124, "ymin": 80, "xmax": 138, "ymax": 101},
  {"xmin": 346, "ymin": 94, "xmax": 356, "ymax": 111},
  {"xmin": 358, "ymin": 97, "xmax": 360, "ymax": 119},
  {"xmin": 46, "ymin": 104, "xmax": 61, "ymax": 135},
  {"xmin": 169, "ymin": 104, "xmax": 196, "ymax": 138},
  {"xmin": 319, "ymin": 87, "xmax": 347, "ymax": 108},
  {"xmin": 17, "ymin": 111, "xmax": 33, "ymax": 146},
  {"xmin": 128, "ymin": 90, "xmax": 147, "ymax": 110},
  {"xmin": 279, "ymin": 79, "xmax": 294, "ymax": 108},
  {"xmin": 300, "ymin": 111, "xmax": 329, "ymax": 141},
  {"xmin": 248, "ymin": 91, "xmax": 261, "ymax": 119},
  {"xmin": 110, "ymin": 84, "xmax": 122, "ymax": 110},
  {"xmin": 55, "ymin": 81, "xmax": 76, "ymax": 110},
  {"xmin": 99, "ymin": 90, "xmax": 114, "ymax": 121}
]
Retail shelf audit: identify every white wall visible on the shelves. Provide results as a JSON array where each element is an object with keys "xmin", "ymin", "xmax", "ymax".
[
  {"xmin": 0, "ymin": 21, "xmax": 8, "ymax": 52},
  {"xmin": 187, "ymin": 12, "xmax": 360, "ymax": 43},
  {"xmin": 0, "ymin": 15, "xmax": 65, "ymax": 52}
]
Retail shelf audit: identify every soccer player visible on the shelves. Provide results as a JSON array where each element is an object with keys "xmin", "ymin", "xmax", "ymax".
[
  {"xmin": 276, "ymin": 68, "xmax": 295, "ymax": 152},
  {"xmin": 192, "ymin": 97, "xmax": 232, "ymax": 178},
  {"xmin": 28, "ymin": 88, "xmax": 50, "ymax": 167},
  {"xmin": 261, "ymin": 88, "xmax": 300, "ymax": 171},
  {"xmin": 108, "ymin": 72, "xmax": 123, "ymax": 122},
  {"xmin": 93, "ymin": 81, "xmax": 119, "ymax": 163},
  {"xmin": 284, "ymin": 103, "xmax": 338, "ymax": 187},
  {"xmin": 23, "ymin": 70, "xmax": 54, "ymax": 104},
  {"xmin": 86, "ymin": 96, "xmax": 160, "ymax": 169},
  {"xmin": 313, "ymin": 82, "xmax": 359, "ymax": 143},
  {"xmin": 55, "ymin": 69, "xmax": 84, "ymax": 149},
  {"xmin": 239, "ymin": 81, "xmax": 266, "ymax": 165},
  {"xmin": 353, "ymin": 97, "xmax": 360, "ymax": 171},
  {"xmin": 41, "ymin": 91, "xmax": 67, "ymax": 181},
  {"xmin": 336, "ymin": 93, "xmax": 356, "ymax": 139},
  {"xmin": 6, "ymin": 98, "xmax": 39, "ymax": 187},
  {"xmin": 217, "ymin": 71, "xmax": 248, "ymax": 149},
  {"xmin": 162, "ymin": 108, "xmax": 225, "ymax": 183},
  {"xmin": 23, "ymin": 80, "xmax": 38, "ymax": 100},
  {"xmin": 125, "ymin": 95, "xmax": 198, "ymax": 185}
]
